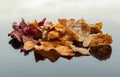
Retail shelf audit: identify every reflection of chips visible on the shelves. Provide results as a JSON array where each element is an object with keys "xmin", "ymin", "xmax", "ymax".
[
  {"xmin": 34, "ymin": 50, "xmax": 60, "ymax": 62},
  {"xmin": 89, "ymin": 45, "xmax": 112, "ymax": 60}
]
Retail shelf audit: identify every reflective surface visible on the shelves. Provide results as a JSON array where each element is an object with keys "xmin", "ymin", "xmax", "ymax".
[
  {"xmin": 9, "ymin": 38, "xmax": 112, "ymax": 62},
  {"xmin": 0, "ymin": 19, "xmax": 120, "ymax": 77}
]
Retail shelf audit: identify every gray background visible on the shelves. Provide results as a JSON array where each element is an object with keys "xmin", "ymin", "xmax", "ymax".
[{"xmin": 0, "ymin": 0, "xmax": 120, "ymax": 77}]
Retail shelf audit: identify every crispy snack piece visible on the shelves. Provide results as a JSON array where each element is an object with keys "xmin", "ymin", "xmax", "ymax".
[
  {"xmin": 55, "ymin": 45, "xmax": 74, "ymax": 56},
  {"xmin": 83, "ymin": 33, "xmax": 113, "ymax": 47},
  {"xmin": 34, "ymin": 40, "xmax": 74, "ymax": 56},
  {"xmin": 67, "ymin": 18, "xmax": 91, "ymax": 42},
  {"xmin": 28, "ymin": 20, "xmax": 42, "ymax": 31},
  {"xmin": 54, "ymin": 23, "xmax": 66, "ymax": 34},
  {"xmin": 23, "ymin": 41, "xmax": 34, "ymax": 51},
  {"xmin": 59, "ymin": 33, "xmax": 74, "ymax": 41},
  {"xmin": 48, "ymin": 31, "xmax": 60, "ymax": 39},
  {"xmin": 90, "ymin": 22, "xmax": 103, "ymax": 34},
  {"xmin": 70, "ymin": 45, "xmax": 90, "ymax": 55},
  {"xmin": 58, "ymin": 19, "xmax": 68, "ymax": 26}
]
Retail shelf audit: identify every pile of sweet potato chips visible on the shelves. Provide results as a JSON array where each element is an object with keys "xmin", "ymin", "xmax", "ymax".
[{"xmin": 8, "ymin": 18, "xmax": 113, "ymax": 57}]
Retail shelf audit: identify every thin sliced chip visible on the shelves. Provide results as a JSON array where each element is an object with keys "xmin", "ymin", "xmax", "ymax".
[
  {"xmin": 68, "ymin": 18, "xmax": 91, "ymax": 42},
  {"xmin": 83, "ymin": 33, "xmax": 113, "ymax": 47},
  {"xmin": 23, "ymin": 41, "xmax": 34, "ymax": 51},
  {"xmin": 55, "ymin": 45, "xmax": 74, "ymax": 56},
  {"xmin": 70, "ymin": 45, "xmax": 90, "ymax": 55}
]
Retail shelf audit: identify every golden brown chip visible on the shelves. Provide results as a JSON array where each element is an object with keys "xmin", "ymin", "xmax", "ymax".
[
  {"xmin": 54, "ymin": 23, "xmax": 66, "ymax": 34},
  {"xmin": 58, "ymin": 19, "xmax": 68, "ymax": 26},
  {"xmin": 48, "ymin": 31, "xmax": 60, "ymax": 39},
  {"xmin": 66, "ymin": 19, "xmax": 76, "ymax": 27},
  {"xmin": 23, "ymin": 41, "xmax": 34, "ymax": 51},
  {"xmin": 95, "ymin": 22, "xmax": 102, "ymax": 29},
  {"xmin": 59, "ymin": 33, "xmax": 74, "ymax": 41},
  {"xmin": 35, "ymin": 40, "xmax": 75, "ymax": 56},
  {"xmin": 68, "ymin": 18, "xmax": 91, "ymax": 42},
  {"xmin": 34, "ymin": 45, "xmax": 44, "ymax": 51},
  {"xmin": 55, "ymin": 45, "xmax": 74, "ymax": 56},
  {"xmin": 70, "ymin": 45, "xmax": 90, "ymax": 55},
  {"xmin": 90, "ymin": 22, "xmax": 103, "ymax": 34},
  {"xmin": 83, "ymin": 33, "xmax": 113, "ymax": 47}
]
